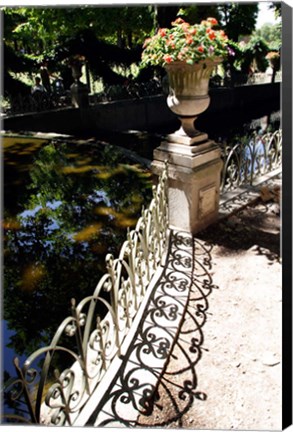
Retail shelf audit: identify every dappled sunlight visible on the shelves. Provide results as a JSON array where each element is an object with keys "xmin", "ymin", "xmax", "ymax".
[
  {"xmin": 94, "ymin": 206, "xmax": 117, "ymax": 217},
  {"xmin": 113, "ymin": 216, "xmax": 138, "ymax": 228},
  {"xmin": 73, "ymin": 222, "xmax": 103, "ymax": 242},
  {"xmin": 61, "ymin": 164, "xmax": 102, "ymax": 174},
  {"xmin": 20, "ymin": 263, "xmax": 47, "ymax": 292},
  {"xmin": 2, "ymin": 218, "xmax": 21, "ymax": 231},
  {"xmin": 3, "ymin": 137, "xmax": 48, "ymax": 149},
  {"xmin": 94, "ymin": 171, "xmax": 113, "ymax": 180},
  {"xmin": 76, "ymin": 157, "xmax": 94, "ymax": 166},
  {"xmin": 94, "ymin": 204, "xmax": 142, "ymax": 228}
]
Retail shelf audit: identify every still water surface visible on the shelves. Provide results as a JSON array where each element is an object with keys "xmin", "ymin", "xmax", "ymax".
[{"xmin": 2, "ymin": 136, "xmax": 153, "ymax": 382}]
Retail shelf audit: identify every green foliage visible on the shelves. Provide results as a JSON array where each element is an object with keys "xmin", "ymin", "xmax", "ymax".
[
  {"xmin": 217, "ymin": 3, "xmax": 259, "ymax": 42},
  {"xmin": 177, "ymin": 4, "xmax": 221, "ymax": 24},
  {"xmin": 254, "ymin": 22, "xmax": 281, "ymax": 51},
  {"xmin": 3, "ymin": 6, "xmax": 153, "ymax": 55},
  {"xmin": 175, "ymin": 3, "xmax": 258, "ymax": 42},
  {"xmin": 2, "ymin": 6, "xmax": 153, "ymax": 89},
  {"xmin": 241, "ymin": 34, "xmax": 270, "ymax": 72}
]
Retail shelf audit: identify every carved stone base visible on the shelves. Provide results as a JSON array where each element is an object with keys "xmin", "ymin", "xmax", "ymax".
[
  {"xmin": 166, "ymin": 128, "xmax": 208, "ymax": 146},
  {"xmin": 152, "ymin": 138, "xmax": 223, "ymax": 234}
]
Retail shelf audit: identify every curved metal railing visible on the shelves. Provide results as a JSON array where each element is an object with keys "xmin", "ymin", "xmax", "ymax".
[
  {"xmin": 220, "ymin": 129, "xmax": 282, "ymax": 192},
  {"xmin": 3, "ymin": 163, "xmax": 169, "ymax": 426}
]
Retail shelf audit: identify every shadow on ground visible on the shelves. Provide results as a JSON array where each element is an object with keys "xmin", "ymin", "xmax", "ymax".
[
  {"xmin": 198, "ymin": 198, "xmax": 280, "ymax": 260},
  {"xmin": 136, "ymin": 196, "xmax": 280, "ymax": 428}
]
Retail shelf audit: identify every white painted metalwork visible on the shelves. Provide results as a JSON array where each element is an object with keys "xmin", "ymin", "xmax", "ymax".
[
  {"xmin": 3, "ymin": 163, "xmax": 169, "ymax": 426},
  {"xmin": 220, "ymin": 129, "xmax": 282, "ymax": 192}
]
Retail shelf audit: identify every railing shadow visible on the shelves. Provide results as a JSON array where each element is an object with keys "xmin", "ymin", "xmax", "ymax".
[
  {"xmin": 84, "ymin": 231, "xmax": 218, "ymax": 427},
  {"xmin": 136, "ymin": 235, "xmax": 217, "ymax": 428}
]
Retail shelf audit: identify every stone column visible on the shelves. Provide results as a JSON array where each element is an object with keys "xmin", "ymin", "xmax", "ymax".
[{"xmin": 151, "ymin": 131, "xmax": 223, "ymax": 234}]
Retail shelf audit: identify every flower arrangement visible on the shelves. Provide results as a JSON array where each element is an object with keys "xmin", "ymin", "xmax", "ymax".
[{"xmin": 141, "ymin": 17, "xmax": 231, "ymax": 67}]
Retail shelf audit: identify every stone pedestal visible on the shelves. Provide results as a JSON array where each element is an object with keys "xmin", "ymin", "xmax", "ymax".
[{"xmin": 152, "ymin": 132, "xmax": 223, "ymax": 234}]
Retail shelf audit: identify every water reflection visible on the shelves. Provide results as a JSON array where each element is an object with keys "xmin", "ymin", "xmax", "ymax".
[{"xmin": 3, "ymin": 138, "xmax": 153, "ymax": 360}]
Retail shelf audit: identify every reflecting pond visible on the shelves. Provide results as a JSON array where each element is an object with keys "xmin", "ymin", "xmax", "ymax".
[{"xmin": 2, "ymin": 136, "xmax": 153, "ymax": 367}]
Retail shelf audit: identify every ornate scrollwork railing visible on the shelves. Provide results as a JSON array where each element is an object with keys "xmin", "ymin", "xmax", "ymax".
[
  {"xmin": 220, "ymin": 129, "xmax": 282, "ymax": 192},
  {"xmin": 3, "ymin": 164, "xmax": 169, "ymax": 426}
]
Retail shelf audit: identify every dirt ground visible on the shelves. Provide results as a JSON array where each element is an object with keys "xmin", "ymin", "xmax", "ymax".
[{"xmin": 137, "ymin": 184, "xmax": 282, "ymax": 430}]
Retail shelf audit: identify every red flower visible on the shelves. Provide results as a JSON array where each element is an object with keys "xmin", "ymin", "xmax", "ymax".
[
  {"xmin": 207, "ymin": 17, "xmax": 218, "ymax": 26},
  {"xmin": 198, "ymin": 46, "xmax": 204, "ymax": 53},
  {"xmin": 163, "ymin": 54, "xmax": 173, "ymax": 63},
  {"xmin": 207, "ymin": 30, "xmax": 216, "ymax": 40},
  {"xmin": 159, "ymin": 28, "xmax": 167, "ymax": 37}
]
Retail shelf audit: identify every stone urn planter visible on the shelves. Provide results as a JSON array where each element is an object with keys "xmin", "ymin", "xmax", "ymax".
[
  {"xmin": 142, "ymin": 17, "xmax": 230, "ymax": 233},
  {"xmin": 165, "ymin": 58, "xmax": 222, "ymax": 138}
]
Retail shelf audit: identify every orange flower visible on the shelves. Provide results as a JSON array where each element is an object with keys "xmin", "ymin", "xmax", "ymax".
[
  {"xmin": 166, "ymin": 39, "xmax": 175, "ymax": 49},
  {"xmin": 159, "ymin": 28, "xmax": 167, "ymax": 37},
  {"xmin": 172, "ymin": 17, "xmax": 185, "ymax": 25},
  {"xmin": 189, "ymin": 28, "xmax": 197, "ymax": 35},
  {"xmin": 163, "ymin": 54, "xmax": 173, "ymax": 63},
  {"xmin": 186, "ymin": 35, "xmax": 193, "ymax": 45},
  {"xmin": 207, "ymin": 17, "xmax": 218, "ymax": 26},
  {"xmin": 208, "ymin": 30, "xmax": 216, "ymax": 40},
  {"xmin": 182, "ymin": 22, "xmax": 190, "ymax": 31}
]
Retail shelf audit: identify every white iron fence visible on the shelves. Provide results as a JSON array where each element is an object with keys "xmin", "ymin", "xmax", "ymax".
[
  {"xmin": 220, "ymin": 129, "xmax": 282, "ymax": 192},
  {"xmin": 3, "ymin": 164, "xmax": 169, "ymax": 426}
]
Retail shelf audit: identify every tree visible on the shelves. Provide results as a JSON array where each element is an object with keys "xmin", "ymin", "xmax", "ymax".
[
  {"xmin": 254, "ymin": 22, "xmax": 281, "ymax": 51},
  {"xmin": 2, "ymin": 6, "xmax": 154, "ymax": 92},
  {"xmin": 217, "ymin": 3, "xmax": 259, "ymax": 42}
]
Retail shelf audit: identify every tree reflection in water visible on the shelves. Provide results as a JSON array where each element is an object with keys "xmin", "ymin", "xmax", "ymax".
[{"xmin": 3, "ymin": 138, "xmax": 153, "ymax": 358}]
